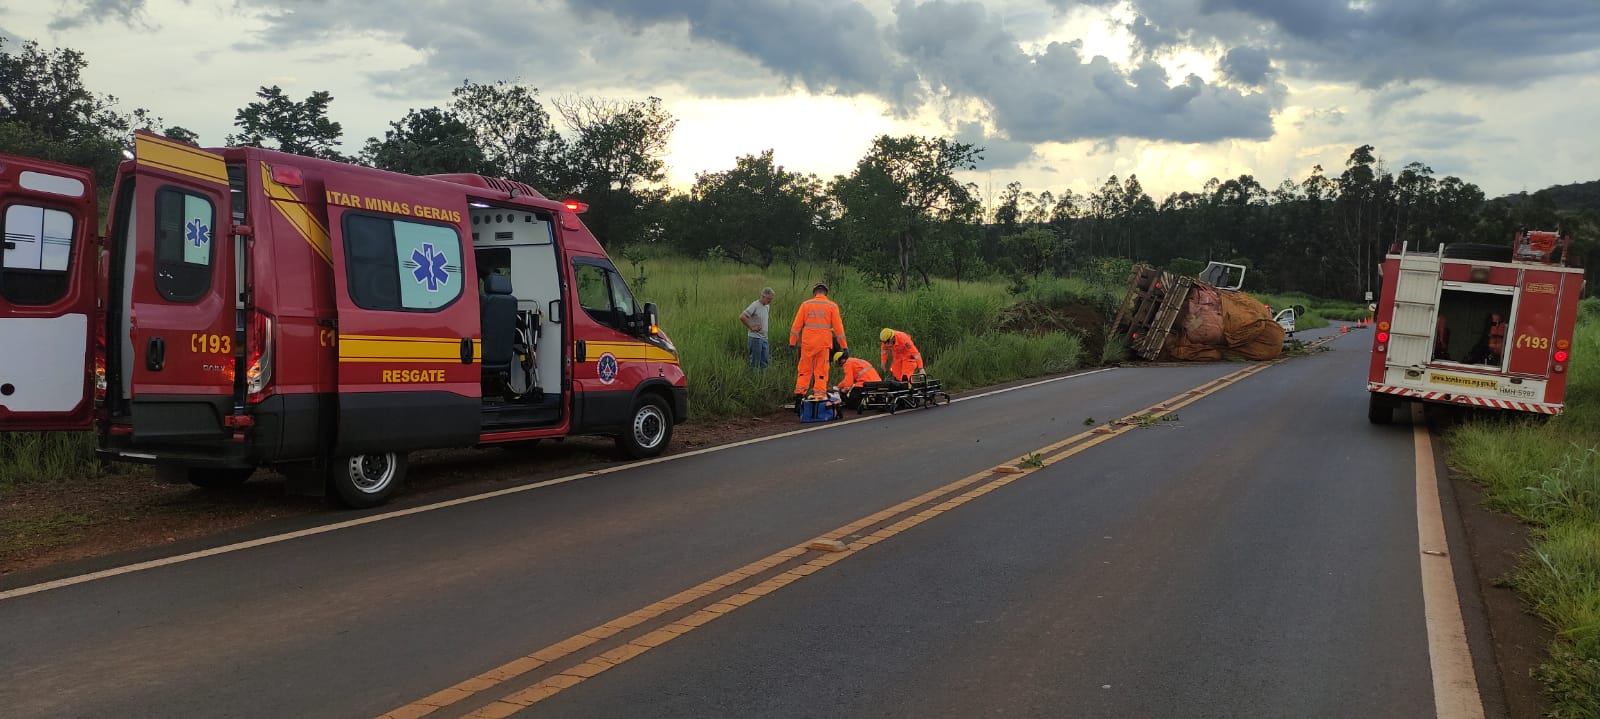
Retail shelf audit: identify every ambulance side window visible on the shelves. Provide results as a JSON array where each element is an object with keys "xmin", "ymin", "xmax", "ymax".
[
  {"xmin": 343, "ymin": 213, "xmax": 463, "ymax": 312},
  {"xmin": 0, "ymin": 203, "xmax": 74, "ymax": 305},
  {"xmin": 153, "ymin": 187, "xmax": 215, "ymax": 303},
  {"xmin": 573, "ymin": 261, "xmax": 634, "ymax": 331}
]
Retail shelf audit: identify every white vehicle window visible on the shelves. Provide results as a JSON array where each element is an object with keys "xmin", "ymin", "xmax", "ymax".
[{"xmin": 1, "ymin": 204, "xmax": 75, "ymax": 305}]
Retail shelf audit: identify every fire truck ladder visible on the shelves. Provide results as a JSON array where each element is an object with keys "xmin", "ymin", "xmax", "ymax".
[{"xmin": 1386, "ymin": 244, "xmax": 1444, "ymax": 367}]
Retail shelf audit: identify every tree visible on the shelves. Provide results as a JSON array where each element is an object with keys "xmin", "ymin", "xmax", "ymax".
[
  {"xmin": 361, "ymin": 106, "xmax": 489, "ymax": 175},
  {"xmin": 679, "ymin": 150, "xmax": 825, "ymax": 268},
  {"xmin": 1336, "ymin": 144, "xmax": 1381, "ymax": 299},
  {"xmin": 0, "ymin": 38, "xmax": 128, "ymax": 187},
  {"xmin": 129, "ymin": 108, "xmax": 198, "ymax": 145},
  {"xmin": 449, "ymin": 80, "xmax": 566, "ymax": 189},
  {"xmin": 226, "ymin": 85, "xmax": 344, "ymax": 160},
  {"xmin": 831, "ymin": 135, "xmax": 982, "ymax": 291},
  {"xmin": 1001, "ymin": 227, "xmax": 1058, "ymax": 280},
  {"xmin": 554, "ymin": 95, "xmax": 677, "ymax": 248},
  {"xmin": 993, "ymin": 180, "xmax": 1023, "ymax": 230}
]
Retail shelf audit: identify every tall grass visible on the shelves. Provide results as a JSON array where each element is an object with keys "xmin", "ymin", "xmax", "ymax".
[
  {"xmin": 628, "ymin": 257, "xmax": 1090, "ymax": 417},
  {"xmin": 0, "ymin": 432, "xmax": 106, "ymax": 490},
  {"xmin": 1446, "ymin": 300, "xmax": 1600, "ymax": 718}
]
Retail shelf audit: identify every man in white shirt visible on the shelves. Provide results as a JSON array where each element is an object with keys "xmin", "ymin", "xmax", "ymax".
[{"xmin": 740, "ymin": 287, "xmax": 774, "ymax": 368}]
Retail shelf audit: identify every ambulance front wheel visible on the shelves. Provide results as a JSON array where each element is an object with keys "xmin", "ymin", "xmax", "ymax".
[
  {"xmin": 618, "ymin": 394, "xmax": 672, "ymax": 459},
  {"xmin": 328, "ymin": 451, "xmax": 408, "ymax": 509}
]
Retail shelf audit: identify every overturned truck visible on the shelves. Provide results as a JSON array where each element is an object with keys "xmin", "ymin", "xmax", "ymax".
[{"xmin": 1111, "ymin": 262, "xmax": 1290, "ymax": 362}]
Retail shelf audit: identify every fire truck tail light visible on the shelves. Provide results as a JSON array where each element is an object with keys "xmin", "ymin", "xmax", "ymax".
[
  {"xmin": 246, "ymin": 312, "xmax": 274, "ymax": 402},
  {"xmin": 1556, "ymin": 340, "xmax": 1570, "ymax": 350},
  {"xmin": 1554, "ymin": 349, "xmax": 1570, "ymax": 363},
  {"xmin": 1376, "ymin": 331, "xmax": 1390, "ymax": 343},
  {"xmin": 270, "ymin": 165, "xmax": 303, "ymax": 187},
  {"xmin": 1378, "ymin": 322, "xmax": 1390, "ymax": 331}
]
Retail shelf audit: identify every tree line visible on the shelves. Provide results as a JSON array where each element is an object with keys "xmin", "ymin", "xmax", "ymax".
[{"xmin": 3, "ymin": 38, "xmax": 1594, "ymax": 300}]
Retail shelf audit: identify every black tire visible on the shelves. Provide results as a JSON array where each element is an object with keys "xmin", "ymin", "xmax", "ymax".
[
  {"xmin": 327, "ymin": 451, "xmax": 407, "ymax": 509},
  {"xmin": 1368, "ymin": 393, "xmax": 1397, "ymax": 425},
  {"xmin": 617, "ymin": 394, "xmax": 672, "ymax": 459},
  {"xmin": 1441, "ymin": 243, "xmax": 1512, "ymax": 262},
  {"xmin": 159, "ymin": 465, "xmax": 254, "ymax": 489}
]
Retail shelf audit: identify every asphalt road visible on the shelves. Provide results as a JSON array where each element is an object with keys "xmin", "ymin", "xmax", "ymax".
[{"xmin": 0, "ymin": 328, "xmax": 1455, "ymax": 718}]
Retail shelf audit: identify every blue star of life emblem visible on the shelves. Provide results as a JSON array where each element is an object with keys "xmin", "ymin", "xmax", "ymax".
[
  {"xmin": 185, "ymin": 219, "xmax": 210, "ymax": 248},
  {"xmin": 411, "ymin": 243, "xmax": 450, "ymax": 292}
]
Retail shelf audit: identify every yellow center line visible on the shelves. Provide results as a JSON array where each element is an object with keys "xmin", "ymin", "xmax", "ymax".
[{"xmin": 379, "ymin": 334, "xmax": 1338, "ymax": 719}]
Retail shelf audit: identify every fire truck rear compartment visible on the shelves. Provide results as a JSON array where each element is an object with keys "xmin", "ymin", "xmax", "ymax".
[{"xmin": 1432, "ymin": 288, "xmax": 1512, "ymax": 368}]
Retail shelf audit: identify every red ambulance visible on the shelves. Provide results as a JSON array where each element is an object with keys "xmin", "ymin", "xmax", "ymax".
[
  {"xmin": 1367, "ymin": 229, "xmax": 1582, "ymax": 423},
  {"xmin": 0, "ymin": 132, "xmax": 686, "ymax": 507}
]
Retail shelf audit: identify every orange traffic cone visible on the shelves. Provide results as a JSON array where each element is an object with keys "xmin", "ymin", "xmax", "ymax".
[{"xmin": 1341, "ymin": 323, "xmax": 1348, "ymax": 334}]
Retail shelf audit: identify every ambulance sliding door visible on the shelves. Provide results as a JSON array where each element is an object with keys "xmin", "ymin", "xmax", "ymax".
[{"xmin": 323, "ymin": 179, "xmax": 480, "ymax": 454}]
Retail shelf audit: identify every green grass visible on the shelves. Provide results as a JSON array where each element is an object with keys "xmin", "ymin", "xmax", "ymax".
[
  {"xmin": 629, "ymin": 257, "xmax": 1091, "ymax": 417},
  {"xmin": 0, "ymin": 432, "xmax": 109, "ymax": 490},
  {"xmin": 1446, "ymin": 306, "xmax": 1600, "ymax": 718}
]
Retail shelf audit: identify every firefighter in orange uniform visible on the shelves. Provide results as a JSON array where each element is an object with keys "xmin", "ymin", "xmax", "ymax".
[
  {"xmin": 789, "ymin": 282, "xmax": 847, "ymax": 405},
  {"xmin": 833, "ymin": 351, "xmax": 881, "ymax": 410},
  {"xmin": 879, "ymin": 328, "xmax": 924, "ymax": 381}
]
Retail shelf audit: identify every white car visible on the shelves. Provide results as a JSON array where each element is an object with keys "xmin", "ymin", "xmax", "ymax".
[{"xmin": 1274, "ymin": 307, "xmax": 1300, "ymax": 335}]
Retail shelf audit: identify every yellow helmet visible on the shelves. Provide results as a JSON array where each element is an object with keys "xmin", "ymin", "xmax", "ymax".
[{"xmin": 879, "ymin": 328, "xmax": 895, "ymax": 342}]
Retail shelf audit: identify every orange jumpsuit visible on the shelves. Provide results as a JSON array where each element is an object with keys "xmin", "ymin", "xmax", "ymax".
[
  {"xmin": 880, "ymin": 330, "xmax": 924, "ymax": 381},
  {"xmin": 789, "ymin": 294, "xmax": 847, "ymax": 398},
  {"xmin": 837, "ymin": 357, "xmax": 881, "ymax": 391}
]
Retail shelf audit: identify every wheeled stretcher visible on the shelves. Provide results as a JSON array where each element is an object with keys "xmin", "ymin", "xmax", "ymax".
[{"xmin": 853, "ymin": 377, "xmax": 952, "ymax": 414}]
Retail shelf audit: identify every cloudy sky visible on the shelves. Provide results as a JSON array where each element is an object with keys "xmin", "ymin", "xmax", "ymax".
[{"xmin": 5, "ymin": 0, "xmax": 1599, "ymax": 202}]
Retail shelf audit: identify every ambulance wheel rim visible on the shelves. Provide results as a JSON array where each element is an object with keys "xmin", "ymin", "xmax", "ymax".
[
  {"xmin": 632, "ymin": 405, "xmax": 667, "ymax": 450},
  {"xmin": 347, "ymin": 453, "xmax": 396, "ymax": 494}
]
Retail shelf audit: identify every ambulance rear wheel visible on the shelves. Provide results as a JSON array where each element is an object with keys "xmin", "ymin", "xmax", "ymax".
[
  {"xmin": 328, "ymin": 451, "xmax": 407, "ymax": 509},
  {"xmin": 618, "ymin": 394, "xmax": 672, "ymax": 459}
]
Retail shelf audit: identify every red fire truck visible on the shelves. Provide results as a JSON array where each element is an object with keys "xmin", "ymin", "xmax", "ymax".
[
  {"xmin": 0, "ymin": 132, "xmax": 686, "ymax": 507},
  {"xmin": 1367, "ymin": 229, "xmax": 1582, "ymax": 423}
]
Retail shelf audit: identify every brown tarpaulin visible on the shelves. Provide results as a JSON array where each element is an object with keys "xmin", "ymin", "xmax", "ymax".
[{"xmin": 1160, "ymin": 286, "xmax": 1284, "ymax": 361}]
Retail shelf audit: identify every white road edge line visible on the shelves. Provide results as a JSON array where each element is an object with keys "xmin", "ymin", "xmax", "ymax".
[
  {"xmin": 0, "ymin": 367, "xmax": 1119, "ymax": 602},
  {"xmin": 1411, "ymin": 404, "xmax": 1485, "ymax": 719}
]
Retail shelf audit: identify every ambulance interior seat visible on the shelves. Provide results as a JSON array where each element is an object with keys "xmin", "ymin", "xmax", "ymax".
[{"xmin": 480, "ymin": 273, "xmax": 518, "ymax": 388}]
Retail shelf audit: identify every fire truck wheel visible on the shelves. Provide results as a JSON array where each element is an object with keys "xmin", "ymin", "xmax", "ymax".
[
  {"xmin": 618, "ymin": 394, "xmax": 672, "ymax": 459},
  {"xmin": 328, "ymin": 452, "xmax": 407, "ymax": 509},
  {"xmin": 1367, "ymin": 394, "xmax": 1397, "ymax": 425}
]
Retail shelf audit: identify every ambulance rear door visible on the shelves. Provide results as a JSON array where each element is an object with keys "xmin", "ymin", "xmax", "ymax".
[
  {"xmin": 122, "ymin": 132, "xmax": 239, "ymax": 441},
  {"xmin": 322, "ymin": 177, "xmax": 480, "ymax": 454},
  {"xmin": 0, "ymin": 155, "xmax": 98, "ymax": 431}
]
